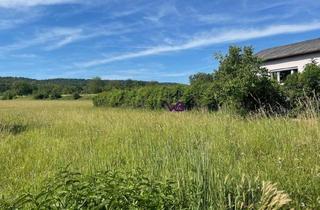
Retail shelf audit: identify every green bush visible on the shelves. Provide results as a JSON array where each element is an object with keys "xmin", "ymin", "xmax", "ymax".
[
  {"xmin": 0, "ymin": 170, "xmax": 186, "ymax": 209},
  {"xmin": 49, "ymin": 90, "xmax": 62, "ymax": 100},
  {"xmin": 284, "ymin": 62, "xmax": 320, "ymax": 99},
  {"xmin": 33, "ymin": 91, "xmax": 49, "ymax": 100},
  {"xmin": 93, "ymin": 85, "xmax": 187, "ymax": 110},
  {"xmin": 212, "ymin": 46, "xmax": 287, "ymax": 114},
  {"xmin": 283, "ymin": 62, "xmax": 320, "ymax": 115},
  {"xmin": 1, "ymin": 91, "xmax": 16, "ymax": 100},
  {"xmin": 0, "ymin": 170, "xmax": 292, "ymax": 209},
  {"xmin": 12, "ymin": 81, "xmax": 33, "ymax": 96},
  {"xmin": 300, "ymin": 62, "xmax": 320, "ymax": 97},
  {"xmin": 33, "ymin": 88, "xmax": 62, "ymax": 100},
  {"xmin": 91, "ymin": 47, "xmax": 317, "ymax": 115},
  {"xmin": 72, "ymin": 92, "xmax": 81, "ymax": 100}
]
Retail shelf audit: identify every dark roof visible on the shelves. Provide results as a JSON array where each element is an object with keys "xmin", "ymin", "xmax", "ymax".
[{"xmin": 256, "ymin": 38, "xmax": 320, "ymax": 62}]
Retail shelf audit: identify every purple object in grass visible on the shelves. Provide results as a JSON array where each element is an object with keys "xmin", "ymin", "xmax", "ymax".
[{"xmin": 166, "ymin": 102, "xmax": 186, "ymax": 112}]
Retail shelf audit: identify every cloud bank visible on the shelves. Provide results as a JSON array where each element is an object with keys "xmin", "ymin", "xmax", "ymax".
[
  {"xmin": 79, "ymin": 22, "xmax": 320, "ymax": 67},
  {"xmin": 0, "ymin": 0, "xmax": 79, "ymax": 8}
]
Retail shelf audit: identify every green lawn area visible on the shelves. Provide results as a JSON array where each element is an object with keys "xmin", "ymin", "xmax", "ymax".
[{"xmin": 0, "ymin": 100, "xmax": 319, "ymax": 209}]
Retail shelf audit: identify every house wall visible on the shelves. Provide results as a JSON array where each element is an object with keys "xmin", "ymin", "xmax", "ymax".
[{"xmin": 262, "ymin": 52, "xmax": 320, "ymax": 73}]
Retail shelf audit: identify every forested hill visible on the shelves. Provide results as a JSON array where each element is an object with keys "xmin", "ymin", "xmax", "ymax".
[{"xmin": 0, "ymin": 77, "xmax": 179, "ymax": 95}]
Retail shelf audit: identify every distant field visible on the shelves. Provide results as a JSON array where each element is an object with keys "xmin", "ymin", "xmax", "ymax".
[{"xmin": 0, "ymin": 100, "xmax": 319, "ymax": 209}]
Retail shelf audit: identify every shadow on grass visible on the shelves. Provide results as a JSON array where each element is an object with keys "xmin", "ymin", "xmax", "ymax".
[{"xmin": 0, "ymin": 122, "xmax": 27, "ymax": 135}]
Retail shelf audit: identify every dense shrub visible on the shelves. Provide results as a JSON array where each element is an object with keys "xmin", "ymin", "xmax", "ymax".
[
  {"xmin": 282, "ymin": 62, "xmax": 320, "ymax": 115},
  {"xmin": 0, "ymin": 170, "xmax": 187, "ymax": 209},
  {"xmin": 33, "ymin": 87, "xmax": 62, "ymax": 100},
  {"xmin": 72, "ymin": 92, "xmax": 81, "ymax": 100},
  {"xmin": 93, "ymin": 85, "xmax": 187, "ymax": 109},
  {"xmin": 33, "ymin": 91, "xmax": 49, "ymax": 100},
  {"xmin": 0, "ymin": 170, "xmax": 292, "ymax": 209},
  {"xmin": 93, "ymin": 47, "xmax": 289, "ymax": 114},
  {"xmin": 212, "ymin": 46, "xmax": 287, "ymax": 114},
  {"xmin": 49, "ymin": 90, "xmax": 62, "ymax": 100},
  {"xmin": 300, "ymin": 62, "xmax": 320, "ymax": 97},
  {"xmin": 183, "ymin": 82, "xmax": 219, "ymax": 111},
  {"xmin": 1, "ymin": 91, "xmax": 16, "ymax": 100},
  {"xmin": 283, "ymin": 62, "xmax": 320, "ymax": 100},
  {"xmin": 87, "ymin": 77, "xmax": 104, "ymax": 94},
  {"xmin": 12, "ymin": 81, "xmax": 33, "ymax": 96}
]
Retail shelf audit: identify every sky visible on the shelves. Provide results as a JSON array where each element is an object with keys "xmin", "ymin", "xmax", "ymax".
[{"xmin": 0, "ymin": 0, "xmax": 320, "ymax": 83}]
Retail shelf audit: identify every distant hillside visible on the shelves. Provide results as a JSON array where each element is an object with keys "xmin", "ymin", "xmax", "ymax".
[{"xmin": 0, "ymin": 77, "xmax": 179, "ymax": 95}]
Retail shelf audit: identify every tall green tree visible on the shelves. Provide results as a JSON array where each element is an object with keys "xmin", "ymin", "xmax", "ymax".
[
  {"xmin": 12, "ymin": 81, "xmax": 33, "ymax": 96},
  {"xmin": 87, "ymin": 77, "xmax": 104, "ymax": 94},
  {"xmin": 212, "ymin": 46, "xmax": 287, "ymax": 114},
  {"xmin": 189, "ymin": 73, "xmax": 213, "ymax": 85}
]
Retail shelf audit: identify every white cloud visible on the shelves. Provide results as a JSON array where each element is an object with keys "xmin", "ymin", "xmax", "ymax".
[
  {"xmin": 0, "ymin": 0, "xmax": 80, "ymax": 8},
  {"xmin": 11, "ymin": 53, "xmax": 38, "ymax": 58},
  {"xmin": 144, "ymin": 2, "xmax": 179, "ymax": 23},
  {"xmin": 0, "ymin": 27, "xmax": 83, "ymax": 52},
  {"xmin": 0, "ymin": 8, "xmax": 42, "ymax": 30},
  {"xmin": 78, "ymin": 22, "xmax": 320, "ymax": 67},
  {"xmin": 0, "ymin": 23, "xmax": 135, "ymax": 52},
  {"xmin": 99, "ymin": 69, "xmax": 193, "ymax": 81},
  {"xmin": 0, "ymin": 18, "xmax": 25, "ymax": 30}
]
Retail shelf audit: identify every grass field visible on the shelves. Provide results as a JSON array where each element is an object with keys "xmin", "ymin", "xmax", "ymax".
[{"xmin": 0, "ymin": 100, "xmax": 319, "ymax": 209}]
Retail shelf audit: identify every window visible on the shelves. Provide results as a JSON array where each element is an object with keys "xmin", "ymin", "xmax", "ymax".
[
  {"xmin": 279, "ymin": 70, "xmax": 292, "ymax": 83},
  {"xmin": 271, "ymin": 72, "xmax": 278, "ymax": 80},
  {"xmin": 270, "ymin": 68, "xmax": 298, "ymax": 83}
]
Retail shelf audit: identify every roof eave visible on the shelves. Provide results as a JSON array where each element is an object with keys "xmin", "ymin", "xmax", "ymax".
[{"xmin": 260, "ymin": 49, "xmax": 320, "ymax": 63}]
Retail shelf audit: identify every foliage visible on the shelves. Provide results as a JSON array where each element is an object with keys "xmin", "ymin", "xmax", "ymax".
[
  {"xmin": 0, "ymin": 169, "xmax": 186, "ymax": 209},
  {"xmin": 0, "ymin": 100, "xmax": 319, "ymax": 209},
  {"xmin": 12, "ymin": 81, "xmax": 33, "ymax": 96},
  {"xmin": 283, "ymin": 62, "xmax": 320, "ymax": 100},
  {"xmin": 87, "ymin": 77, "xmax": 104, "ymax": 94},
  {"xmin": 1, "ymin": 91, "xmax": 16, "ymax": 100},
  {"xmin": 187, "ymin": 71, "xmax": 219, "ymax": 111},
  {"xmin": 0, "ymin": 77, "xmax": 173, "ymax": 100},
  {"xmin": 282, "ymin": 62, "xmax": 320, "ymax": 115},
  {"xmin": 189, "ymin": 72, "xmax": 214, "ymax": 85},
  {"xmin": 0, "ymin": 121, "xmax": 27, "ymax": 135},
  {"xmin": 72, "ymin": 92, "xmax": 81, "ymax": 100},
  {"xmin": 300, "ymin": 62, "xmax": 320, "ymax": 97},
  {"xmin": 0, "ymin": 168, "xmax": 293, "ymax": 210},
  {"xmin": 93, "ymin": 85, "xmax": 187, "ymax": 109},
  {"xmin": 33, "ymin": 86, "xmax": 62, "ymax": 100},
  {"xmin": 33, "ymin": 91, "xmax": 49, "ymax": 100},
  {"xmin": 49, "ymin": 89, "xmax": 62, "ymax": 100},
  {"xmin": 93, "ymin": 47, "xmax": 290, "ymax": 114},
  {"xmin": 212, "ymin": 46, "xmax": 287, "ymax": 114}
]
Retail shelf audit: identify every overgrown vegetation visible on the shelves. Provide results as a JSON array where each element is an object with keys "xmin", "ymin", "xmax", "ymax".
[
  {"xmin": 94, "ymin": 46, "xmax": 320, "ymax": 116},
  {"xmin": 0, "ymin": 77, "xmax": 175, "ymax": 100},
  {"xmin": 1, "ymin": 45, "xmax": 320, "ymax": 208},
  {"xmin": 0, "ymin": 169, "xmax": 292, "ymax": 210},
  {"xmin": 282, "ymin": 61, "xmax": 320, "ymax": 115},
  {"xmin": 93, "ymin": 85, "xmax": 187, "ymax": 109},
  {"xmin": 3, "ymin": 46, "xmax": 320, "ymax": 115},
  {"xmin": 0, "ymin": 122, "xmax": 27, "ymax": 135},
  {"xmin": 0, "ymin": 101, "xmax": 319, "ymax": 209}
]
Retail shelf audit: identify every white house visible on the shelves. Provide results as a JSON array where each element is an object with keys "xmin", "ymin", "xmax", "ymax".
[{"xmin": 257, "ymin": 38, "xmax": 320, "ymax": 83}]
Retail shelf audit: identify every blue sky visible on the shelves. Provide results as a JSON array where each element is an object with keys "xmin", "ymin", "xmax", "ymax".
[{"xmin": 0, "ymin": 0, "xmax": 320, "ymax": 83}]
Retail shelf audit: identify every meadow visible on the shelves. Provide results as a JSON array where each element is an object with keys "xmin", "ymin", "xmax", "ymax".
[{"xmin": 0, "ymin": 100, "xmax": 319, "ymax": 209}]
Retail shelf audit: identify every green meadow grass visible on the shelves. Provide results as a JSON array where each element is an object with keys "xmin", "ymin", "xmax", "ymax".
[{"xmin": 0, "ymin": 100, "xmax": 319, "ymax": 209}]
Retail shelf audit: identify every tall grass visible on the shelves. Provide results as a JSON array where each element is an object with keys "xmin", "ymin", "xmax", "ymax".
[{"xmin": 0, "ymin": 100, "xmax": 319, "ymax": 209}]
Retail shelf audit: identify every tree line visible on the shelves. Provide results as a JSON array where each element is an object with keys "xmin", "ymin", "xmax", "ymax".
[
  {"xmin": 0, "ymin": 77, "xmax": 174, "ymax": 100},
  {"xmin": 93, "ymin": 46, "xmax": 320, "ymax": 116}
]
